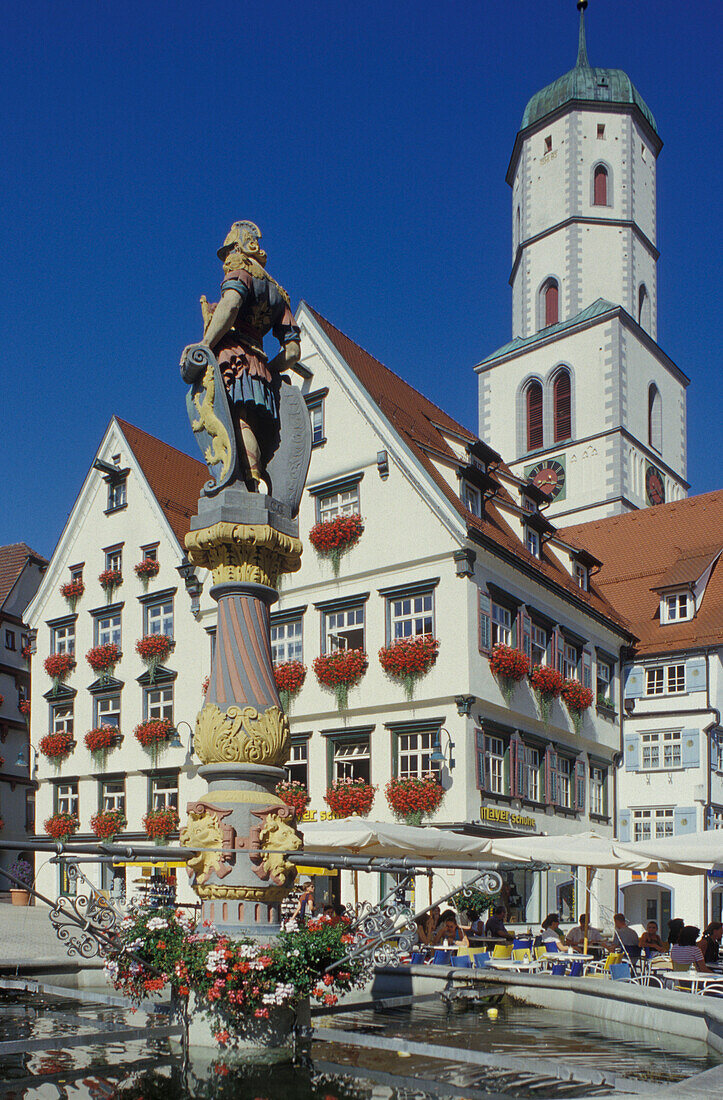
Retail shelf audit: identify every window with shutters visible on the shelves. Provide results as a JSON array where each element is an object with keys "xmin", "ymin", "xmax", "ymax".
[
  {"xmin": 645, "ymin": 664, "xmax": 685, "ymax": 696},
  {"xmin": 482, "ymin": 735, "xmax": 505, "ymax": 795},
  {"xmin": 562, "ymin": 642, "xmax": 579, "ymax": 680},
  {"xmin": 661, "ymin": 592, "xmax": 692, "ymax": 623},
  {"xmin": 553, "ymin": 369, "xmax": 571, "ymax": 442},
  {"xmin": 648, "ymin": 384, "xmax": 662, "ymax": 452},
  {"xmin": 523, "ymin": 745, "xmax": 540, "ymax": 802},
  {"xmin": 542, "ymin": 280, "xmax": 559, "ymax": 327},
  {"xmin": 714, "ymin": 736, "xmax": 723, "ymax": 774},
  {"xmin": 557, "ymin": 757, "xmax": 572, "ymax": 809},
  {"xmin": 525, "ymin": 381, "xmax": 544, "ymax": 451},
  {"xmin": 590, "ymin": 767, "xmax": 606, "ymax": 816},
  {"xmin": 285, "ymin": 739, "xmax": 309, "ymax": 787},
  {"xmin": 491, "ymin": 603, "xmax": 513, "ymax": 646},
  {"xmin": 640, "ymin": 730, "xmax": 682, "ymax": 771},
  {"xmin": 596, "ymin": 659, "xmax": 612, "ymax": 704},
  {"xmin": 633, "ymin": 807, "xmax": 673, "ymax": 841},
  {"xmin": 530, "ymin": 624, "xmax": 547, "ymax": 666},
  {"xmin": 593, "ymin": 164, "xmax": 608, "ymax": 206}
]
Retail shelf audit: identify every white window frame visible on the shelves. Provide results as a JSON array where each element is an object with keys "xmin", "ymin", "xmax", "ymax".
[
  {"xmin": 146, "ymin": 599, "xmax": 173, "ymax": 638},
  {"xmin": 389, "ymin": 592, "xmax": 434, "ymax": 641},
  {"xmin": 491, "ymin": 603, "xmax": 512, "ymax": 646},
  {"xmin": 150, "ymin": 775, "xmax": 178, "ymax": 811},
  {"xmin": 105, "ymin": 548, "xmax": 123, "ymax": 572},
  {"xmin": 397, "ymin": 730, "xmax": 441, "ymax": 780},
  {"xmin": 318, "ymin": 485, "xmax": 359, "ymax": 523},
  {"xmin": 530, "ymin": 624, "xmax": 547, "ymax": 666},
  {"xmin": 285, "ymin": 740, "xmax": 308, "ymax": 787},
  {"xmin": 96, "ymin": 694, "xmax": 121, "ymax": 729},
  {"xmin": 52, "ymin": 703, "xmax": 74, "ymax": 736},
  {"xmin": 484, "ymin": 735, "xmax": 505, "ymax": 795},
  {"xmin": 633, "ymin": 807, "xmax": 674, "ymax": 842},
  {"xmin": 525, "ymin": 527, "xmax": 540, "ymax": 558},
  {"xmin": 145, "ymin": 684, "xmax": 174, "ymax": 722},
  {"xmin": 710, "ymin": 808, "xmax": 723, "ymax": 830},
  {"xmin": 562, "ymin": 642, "xmax": 579, "ymax": 681},
  {"xmin": 661, "ymin": 592, "xmax": 692, "ymax": 624},
  {"xmin": 52, "ymin": 622, "xmax": 75, "ymax": 656},
  {"xmin": 323, "ymin": 605, "xmax": 364, "ymax": 653},
  {"xmin": 107, "ymin": 479, "xmax": 127, "ymax": 511},
  {"xmin": 333, "ymin": 737, "xmax": 371, "ymax": 783},
  {"xmin": 645, "ymin": 665, "xmax": 686, "ymax": 696},
  {"xmin": 590, "ymin": 767, "xmax": 606, "ymax": 816},
  {"xmin": 573, "ymin": 562, "xmax": 589, "ymax": 591},
  {"xmin": 597, "ymin": 659, "xmax": 612, "ymax": 703},
  {"xmin": 101, "ymin": 779, "xmax": 125, "ymax": 813},
  {"xmin": 56, "ymin": 782, "xmax": 78, "ymax": 816},
  {"xmin": 640, "ymin": 730, "xmax": 682, "ymax": 771},
  {"xmin": 97, "ymin": 613, "xmax": 121, "ymax": 648},
  {"xmin": 271, "ymin": 617, "xmax": 303, "ymax": 663},
  {"xmin": 557, "ymin": 756, "xmax": 572, "ymax": 809},
  {"xmin": 307, "ymin": 399, "xmax": 325, "ymax": 446},
  {"xmin": 462, "ymin": 482, "xmax": 482, "ymax": 517},
  {"xmin": 524, "ymin": 746, "xmax": 540, "ymax": 803}
]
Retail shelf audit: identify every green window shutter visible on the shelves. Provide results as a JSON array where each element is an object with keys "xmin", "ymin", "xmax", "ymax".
[{"xmin": 479, "ymin": 592, "xmax": 491, "ymax": 652}]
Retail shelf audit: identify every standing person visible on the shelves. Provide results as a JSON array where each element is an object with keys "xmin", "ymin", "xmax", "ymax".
[
  {"xmin": 698, "ymin": 922, "xmax": 723, "ymax": 965},
  {"xmin": 289, "ymin": 880, "xmax": 315, "ymax": 926},
  {"xmin": 433, "ymin": 910, "xmax": 469, "ymax": 948},
  {"xmin": 485, "ymin": 905, "xmax": 514, "ymax": 942},
  {"xmin": 667, "ymin": 918, "xmax": 684, "ymax": 946},
  {"xmin": 639, "ymin": 920, "xmax": 667, "ymax": 956},
  {"xmin": 612, "ymin": 914, "xmax": 639, "ymax": 952},
  {"xmin": 670, "ymin": 926, "xmax": 711, "ymax": 973}
]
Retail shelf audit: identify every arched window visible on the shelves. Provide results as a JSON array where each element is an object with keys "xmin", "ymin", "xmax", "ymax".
[
  {"xmin": 526, "ymin": 381, "xmax": 543, "ymax": 451},
  {"xmin": 638, "ymin": 284, "xmax": 650, "ymax": 330},
  {"xmin": 543, "ymin": 279, "xmax": 559, "ymax": 327},
  {"xmin": 648, "ymin": 384, "xmax": 662, "ymax": 452},
  {"xmin": 515, "ymin": 206, "xmax": 521, "ymax": 249},
  {"xmin": 553, "ymin": 370, "xmax": 572, "ymax": 443},
  {"xmin": 593, "ymin": 164, "xmax": 608, "ymax": 206}
]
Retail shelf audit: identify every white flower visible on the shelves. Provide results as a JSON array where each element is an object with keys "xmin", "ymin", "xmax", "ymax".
[{"xmin": 147, "ymin": 917, "xmax": 168, "ymax": 931}]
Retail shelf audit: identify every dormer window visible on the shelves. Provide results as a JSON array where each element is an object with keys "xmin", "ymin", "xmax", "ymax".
[
  {"xmin": 107, "ymin": 476, "xmax": 127, "ymax": 511},
  {"xmin": 573, "ymin": 562, "xmax": 589, "ymax": 591},
  {"xmin": 661, "ymin": 591, "xmax": 692, "ymax": 624},
  {"xmin": 525, "ymin": 527, "xmax": 540, "ymax": 558},
  {"xmin": 462, "ymin": 482, "xmax": 482, "ymax": 518},
  {"xmin": 521, "ymin": 495, "xmax": 535, "ymax": 514}
]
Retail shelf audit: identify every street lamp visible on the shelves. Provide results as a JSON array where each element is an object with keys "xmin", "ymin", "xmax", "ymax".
[
  {"xmin": 431, "ymin": 727, "xmax": 455, "ymax": 770},
  {"xmin": 170, "ymin": 721, "xmax": 197, "ymax": 776}
]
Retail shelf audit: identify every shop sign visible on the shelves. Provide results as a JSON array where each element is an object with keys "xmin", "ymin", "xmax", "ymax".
[
  {"xmin": 480, "ymin": 805, "xmax": 536, "ymax": 830},
  {"xmin": 300, "ymin": 808, "xmax": 345, "ymax": 823}
]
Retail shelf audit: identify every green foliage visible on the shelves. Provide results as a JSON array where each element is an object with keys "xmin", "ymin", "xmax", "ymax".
[{"xmin": 451, "ymin": 885, "xmax": 500, "ymax": 920}]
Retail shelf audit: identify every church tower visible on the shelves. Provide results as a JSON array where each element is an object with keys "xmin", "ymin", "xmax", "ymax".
[{"xmin": 476, "ymin": 2, "xmax": 688, "ymax": 523}]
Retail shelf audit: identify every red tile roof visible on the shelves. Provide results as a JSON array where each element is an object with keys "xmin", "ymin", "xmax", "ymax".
[
  {"xmin": 304, "ymin": 305, "xmax": 630, "ymax": 635},
  {"xmin": 561, "ymin": 491, "xmax": 723, "ymax": 656},
  {"xmin": 115, "ymin": 419, "xmax": 207, "ymax": 545},
  {"xmin": 0, "ymin": 543, "xmax": 48, "ymax": 609}
]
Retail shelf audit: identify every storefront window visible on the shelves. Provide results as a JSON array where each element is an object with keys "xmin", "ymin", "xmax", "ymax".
[{"xmin": 501, "ymin": 869, "xmax": 541, "ymax": 926}]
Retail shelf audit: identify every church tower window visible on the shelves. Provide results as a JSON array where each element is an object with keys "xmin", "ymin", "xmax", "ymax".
[
  {"xmin": 638, "ymin": 284, "xmax": 650, "ymax": 330},
  {"xmin": 553, "ymin": 369, "xmax": 572, "ymax": 443},
  {"xmin": 541, "ymin": 279, "xmax": 559, "ymax": 328},
  {"xmin": 526, "ymin": 382, "xmax": 543, "ymax": 451},
  {"xmin": 593, "ymin": 164, "xmax": 608, "ymax": 206},
  {"xmin": 648, "ymin": 384, "xmax": 662, "ymax": 452}
]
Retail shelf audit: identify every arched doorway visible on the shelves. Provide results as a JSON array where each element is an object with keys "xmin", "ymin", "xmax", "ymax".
[{"xmin": 621, "ymin": 881, "xmax": 672, "ymax": 937}]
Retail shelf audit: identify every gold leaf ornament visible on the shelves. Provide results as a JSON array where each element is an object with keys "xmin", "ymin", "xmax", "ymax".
[
  {"xmin": 194, "ymin": 702, "xmax": 290, "ymax": 766},
  {"xmin": 180, "ymin": 811, "xmax": 225, "ymax": 885}
]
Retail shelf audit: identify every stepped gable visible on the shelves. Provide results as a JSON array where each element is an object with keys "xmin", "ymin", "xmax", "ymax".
[
  {"xmin": 306, "ymin": 305, "xmax": 629, "ymax": 634},
  {"xmin": 0, "ymin": 544, "xmax": 47, "ymax": 608},
  {"xmin": 561, "ymin": 491, "xmax": 723, "ymax": 655},
  {"xmin": 115, "ymin": 418, "xmax": 207, "ymax": 545}
]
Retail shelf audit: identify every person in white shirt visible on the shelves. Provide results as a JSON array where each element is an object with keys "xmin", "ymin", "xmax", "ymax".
[
  {"xmin": 565, "ymin": 914, "xmax": 611, "ymax": 950},
  {"xmin": 670, "ymin": 925, "xmax": 711, "ymax": 973}
]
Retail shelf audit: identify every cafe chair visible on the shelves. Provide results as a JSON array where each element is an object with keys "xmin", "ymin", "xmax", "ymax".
[
  {"xmin": 472, "ymin": 951, "xmax": 491, "ymax": 969},
  {"xmin": 609, "ymin": 962, "xmax": 631, "ymax": 982},
  {"xmin": 451, "ymin": 954, "xmax": 473, "ymax": 968},
  {"xmin": 432, "ymin": 949, "xmax": 453, "ymax": 965},
  {"xmin": 491, "ymin": 944, "xmax": 513, "ymax": 960}
]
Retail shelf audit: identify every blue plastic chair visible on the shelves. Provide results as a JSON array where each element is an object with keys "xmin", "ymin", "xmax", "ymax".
[
  {"xmin": 513, "ymin": 937, "xmax": 532, "ymax": 949},
  {"xmin": 544, "ymin": 941, "xmax": 559, "ymax": 953},
  {"xmin": 410, "ymin": 952, "xmax": 425, "ymax": 965},
  {"xmin": 610, "ymin": 962, "xmax": 631, "ymax": 981},
  {"xmin": 432, "ymin": 949, "xmax": 452, "ymax": 965},
  {"xmin": 550, "ymin": 962, "xmax": 566, "ymax": 975},
  {"xmin": 452, "ymin": 954, "xmax": 472, "ymax": 968},
  {"xmin": 569, "ymin": 962, "xmax": 584, "ymax": 977},
  {"xmin": 473, "ymin": 951, "xmax": 491, "ymax": 969}
]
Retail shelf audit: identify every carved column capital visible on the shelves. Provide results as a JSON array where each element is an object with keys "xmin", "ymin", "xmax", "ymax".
[{"xmin": 185, "ymin": 522, "xmax": 302, "ymax": 588}]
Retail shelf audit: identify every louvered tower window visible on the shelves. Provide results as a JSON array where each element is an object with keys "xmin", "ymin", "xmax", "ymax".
[
  {"xmin": 593, "ymin": 165, "xmax": 608, "ymax": 206},
  {"xmin": 648, "ymin": 384, "xmax": 662, "ymax": 452},
  {"xmin": 526, "ymin": 382, "xmax": 543, "ymax": 451},
  {"xmin": 544, "ymin": 281, "xmax": 559, "ymax": 327},
  {"xmin": 553, "ymin": 370, "xmax": 571, "ymax": 443}
]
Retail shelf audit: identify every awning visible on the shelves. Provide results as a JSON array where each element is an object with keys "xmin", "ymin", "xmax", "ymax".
[{"xmin": 295, "ymin": 865, "xmax": 338, "ymax": 877}]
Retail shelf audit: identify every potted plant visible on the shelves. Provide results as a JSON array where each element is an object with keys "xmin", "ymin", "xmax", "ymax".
[
  {"xmin": 90, "ymin": 808, "xmax": 127, "ymax": 840},
  {"xmin": 99, "ymin": 568, "xmax": 123, "ymax": 601},
  {"xmin": 86, "ymin": 642, "xmax": 121, "ymax": 684},
  {"xmin": 84, "ymin": 725, "xmax": 121, "ymax": 767},
  {"xmin": 135, "ymin": 718, "xmax": 175, "ymax": 764},
  {"xmin": 43, "ymin": 652, "xmax": 75, "ymax": 691},
  {"xmin": 135, "ymin": 634, "xmax": 174, "ymax": 683},
  {"xmin": 324, "ymin": 777, "xmax": 376, "ymax": 817},
  {"xmin": 385, "ymin": 774, "xmax": 445, "ymax": 827},
  {"xmin": 134, "ymin": 557, "xmax": 160, "ymax": 591},
  {"xmin": 308, "ymin": 513, "xmax": 364, "ymax": 576},
  {"xmin": 40, "ymin": 730, "xmax": 75, "ymax": 763},
  {"xmin": 561, "ymin": 679, "xmax": 594, "ymax": 733},
  {"xmin": 379, "ymin": 635, "xmax": 440, "ymax": 700},
  {"xmin": 529, "ymin": 664, "xmax": 564, "ymax": 723},
  {"xmin": 60, "ymin": 578, "xmax": 84, "ymax": 611},
  {"xmin": 143, "ymin": 806, "xmax": 179, "ymax": 842},
  {"xmin": 488, "ymin": 643, "xmax": 530, "ymax": 704},
  {"xmin": 313, "ymin": 649, "xmax": 368, "ymax": 712},
  {"xmin": 9, "ymin": 858, "xmax": 33, "ymax": 906},
  {"xmin": 275, "ymin": 779, "xmax": 310, "ymax": 820},
  {"xmin": 44, "ymin": 811, "xmax": 79, "ymax": 841},
  {"xmin": 19, "ymin": 698, "xmax": 31, "ymax": 719},
  {"xmin": 273, "ymin": 660, "xmax": 307, "ymax": 712}
]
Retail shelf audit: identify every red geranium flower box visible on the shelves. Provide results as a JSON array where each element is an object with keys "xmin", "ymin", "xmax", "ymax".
[
  {"xmin": 309, "ymin": 514, "xmax": 364, "ymax": 574},
  {"xmin": 90, "ymin": 809, "xmax": 126, "ymax": 839},
  {"xmin": 489, "ymin": 644, "xmax": 529, "ymax": 682},
  {"xmin": 313, "ymin": 649, "xmax": 368, "ymax": 711},
  {"xmin": 40, "ymin": 731, "xmax": 75, "ymax": 761},
  {"xmin": 561, "ymin": 679, "xmax": 593, "ymax": 712},
  {"xmin": 44, "ymin": 811, "xmax": 79, "ymax": 840},
  {"xmin": 275, "ymin": 780, "xmax": 310, "ymax": 820},
  {"xmin": 136, "ymin": 634, "xmax": 174, "ymax": 682},
  {"xmin": 385, "ymin": 774, "xmax": 444, "ymax": 826},
  {"xmin": 86, "ymin": 643, "xmax": 121, "ymax": 674},
  {"xmin": 274, "ymin": 660, "xmax": 307, "ymax": 697},
  {"xmin": 99, "ymin": 569, "xmax": 123, "ymax": 592},
  {"xmin": 324, "ymin": 778, "xmax": 376, "ymax": 817},
  {"xmin": 379, "ymin": 635, "xmax": 439, "ymax": 699},
  {"xmin": 44, "ymin": 652, "xmax": 75, "ymax": 684},
  {"xmin": 143, "ymin": 807, "xmax": 179, "ymax": 840},
  {"xmin": 134, "ymin": 558, "xmax": 160, "ymax": 580},
  {"xmin": 60, "ymin": 578, "xmax": 84, "ymax": 606},
  {"xmin": 135, "ymin": 718, "xmax": 174, "ymax": 761},
  {"xmin": 84, "ymin": 726, "xmax": 120, "ymax": 755},
  {"xmin": 19, "ymin": 699, "xmax": 31, "ymax": 716},
  {"xmin": 529, "ymin": 665, "xmax": 564, "ymax": 697}
]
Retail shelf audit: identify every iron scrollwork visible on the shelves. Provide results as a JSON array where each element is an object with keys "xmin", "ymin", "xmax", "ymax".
[{"xmin": 49, "ymin": 862, "xmax": 124, "ymax": 959}]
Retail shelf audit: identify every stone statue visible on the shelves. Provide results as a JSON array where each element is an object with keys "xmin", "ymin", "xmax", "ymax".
[{"xmin": 180, "ymin": 222, "xmax": 310, "ymax": 509}]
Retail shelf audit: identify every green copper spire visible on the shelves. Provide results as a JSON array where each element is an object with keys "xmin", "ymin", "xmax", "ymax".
[{"xmin": 576, "ymin": 1, "xmax": 590, "ymax": 69}]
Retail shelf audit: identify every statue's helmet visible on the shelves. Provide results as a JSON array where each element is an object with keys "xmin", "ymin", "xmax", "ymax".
[{"xmin": 217, "ymin": 220, "xmax": 267, "ymax": 265}]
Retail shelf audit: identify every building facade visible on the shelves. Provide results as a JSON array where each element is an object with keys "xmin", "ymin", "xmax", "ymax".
[
  {"xmin": 476, "ymin": 8, "xmax": 688, "ymax": 524},
  {"xmin": 0, "ymin": 544, "xmax": 46, "ymax": 891}
]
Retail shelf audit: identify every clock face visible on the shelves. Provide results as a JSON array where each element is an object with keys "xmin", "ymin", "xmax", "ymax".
[
  {"xmin": 526, "ymin": 458, "xmax": 567, "ymax": 501},
  {"xmin": 646, "ymin": 463, "xmax": 666, "ymax": 506}
]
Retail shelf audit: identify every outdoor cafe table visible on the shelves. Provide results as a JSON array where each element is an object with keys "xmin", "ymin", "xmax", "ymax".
[
  {"xmin": 660, "ymin": 971, "xmax": 723, "ymax": 994},
  {"xmin": 487, "ymin": 959, "xmax": 543, "ymax": 972}
]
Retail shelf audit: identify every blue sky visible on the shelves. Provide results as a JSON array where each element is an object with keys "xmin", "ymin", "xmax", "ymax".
[{"xmin": 3, "ymin": 0, "xmax": 720, "ymax": 558}]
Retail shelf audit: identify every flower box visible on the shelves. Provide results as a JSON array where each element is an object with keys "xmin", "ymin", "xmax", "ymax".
[
  {"xmin": 19, "ymin": 698, "xmax": 31, "ymax": 716},
  {"xmin": 136, "ymin": 634, "xmax": 174, "ymax": 682},
  {"xmin": 313, "ymin": 649, "xmax": 368, "ymax": 711},
  {"xmin": 134, "ymin": 558, "xmax": 160, "ymax": 590},
  {"xmin": 135, "ymin": 718, "xmax": 174, "ymax": 762},
  {"xmin": 379, "ymin": 635, "xmax": 439, "ymax": 700},
  {"xmin": 529, "ymin": 664, "xmax": 563, "ymax": 723},
  {"xmin": 40, "ymin": 731, "xmax": 75, "ymax": 762},
  {"xmin": 385, "ymin": 774, "xmax": 444, "ymax": 826},
  {"xmin": 309, "ymin": 513, "xmax": 364, "ymax": 575},
  {"xmin": 562, "ymin": 679, "xmax": 593, "ymax": 732},
  {"xmin": 489, "ymin": 643, "xmax": 530, "ymax": 704},
  {"xmin": 44, "ymin": 811, "xmax": 79, "ymax": 841},
  {"xmin": 99, "ymin": 569, "xmax": 123, "ymax": 597},
  {"xmin": 60, "ymin": 578, "xmax": 84, "ymax": 609},
  {"xmin": 273, "ymin": 660, "xmax": 307, "ymax": 711},
  {"xmin": 275, "ymin": 780, "xmax": 310, "ymax": 820},
  {"xmin": 44, "ymin": 652, "xmax": 75, "ymax": 689},
  {"xmin": 90, "ymin": 809, "xmax": 127, "ymax": 839},
  {"xmin": 143, "ymin": 807, "xmax": 179, "ymax": 840},
  {"xmin": 86, "ymin": 643, "xmax": 121, "ymax": 679},
  {"xmin": 84, "ymin": 725, "xmax": 121, "ymax": 765},
  {"xmin": 324, "ymin": 778, "xmax": 376, "ymax": 817}
]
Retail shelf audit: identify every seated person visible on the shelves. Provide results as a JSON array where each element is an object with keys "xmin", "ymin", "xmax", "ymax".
[
  {"xmin": 433, "ymin": 909, "xmax": 469, "ymax": 948},
  {"xmin": 416, "ymin": 905, "xmax": 441, "ymax": 945},
  {"xmin": 565, "ymin": 914, "xmax": 611, "ymax": 951},
  {"xmin": 698, "ymin": 922, "xmax": 722, "ymax": 966},
  {"xmin": 612, "ymin": 913, "xmax": 640, "ymax": 952},
  {"xmin": 670, "ymin": 925, "xmax": 711, "ymax": 973},
  {"xmin": 639, "ymin": 920, "xmax": 667, "ymax": 956},
  {"xmin": 484, "ymin": 905, "xmax": 514, "ymax": 942},
  {"xmin": 535, "ymin": 912, "xmax": 563, "ymax": 947},
  {"xmin": 667, "ymin": 918, "xmax": 684, "ymax": 946}
]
